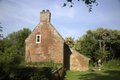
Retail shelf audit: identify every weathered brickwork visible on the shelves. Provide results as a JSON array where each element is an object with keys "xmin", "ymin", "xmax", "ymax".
[
  {"xmin": 70, "ymin": 49, "xmax": 90, "ymax": 71},
  {"xmin": 25, "ymin": 10, "xmax": 89, "ymax": 71},
  {"xmin": 25, "ymin": 10, "xmax": 64, "ymax": 64}
]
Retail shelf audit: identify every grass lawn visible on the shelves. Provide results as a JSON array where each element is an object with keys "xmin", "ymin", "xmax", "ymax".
[
  {"xmin": 66, "ymin": 69, "xmax": 120, "ymax": 80},
  {"xmin": 66, "ymin": 59, "xmax": 120, "ymax": 80}
]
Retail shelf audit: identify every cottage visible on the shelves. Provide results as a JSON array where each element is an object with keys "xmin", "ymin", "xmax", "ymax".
[{"xmin": 25, "ymin": 10, "xmax": 89, "ymax": 71}]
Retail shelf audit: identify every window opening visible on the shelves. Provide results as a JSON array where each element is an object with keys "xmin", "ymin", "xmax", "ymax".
[{"xmin": 36, "ymin": 34, "xmax": 41, "ymax": 43}]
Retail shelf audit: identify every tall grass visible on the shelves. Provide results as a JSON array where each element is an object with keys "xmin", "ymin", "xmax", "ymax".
[{"xmin": 103, "ymin": 59, "xmax": 120, "ymax": 70}]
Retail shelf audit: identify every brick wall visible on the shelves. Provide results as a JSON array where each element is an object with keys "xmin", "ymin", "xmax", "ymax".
[{"xmin": 25, "ymin": 10, "xmax": 64, "ymax": 64}]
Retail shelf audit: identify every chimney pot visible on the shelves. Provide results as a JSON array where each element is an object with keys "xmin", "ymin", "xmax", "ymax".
[
  {"xmin": 46, "ymin": 10, "xmax": 49, "ymax": 12},
  {"xmin": 42, "ymin": 10, "xmax": 45, "ymax": 12},
  {"xmin": 40, "ymin": 10, "xmax": 51, "ymax": 23}
]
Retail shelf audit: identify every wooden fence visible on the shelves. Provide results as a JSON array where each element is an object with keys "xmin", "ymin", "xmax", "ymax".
[{"xmin": 52, "ymin": 67, "xmax": 66, "ymax": 80}]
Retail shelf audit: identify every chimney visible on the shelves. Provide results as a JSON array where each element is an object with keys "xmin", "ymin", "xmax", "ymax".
[{"xmin": 40, "ymin": 10, "xmax": 51, "ymax": 23}]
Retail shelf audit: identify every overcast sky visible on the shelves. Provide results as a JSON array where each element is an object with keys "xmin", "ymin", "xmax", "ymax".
[{"xmin": 0, "ymin": 0, "xmax": 120, "ymax": 39}]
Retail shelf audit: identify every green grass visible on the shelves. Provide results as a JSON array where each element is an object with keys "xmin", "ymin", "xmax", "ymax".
[
  {"xmin": 66, "ymin": 59, "xmax": 120, "ymax": 80},
  {"xmin": 66, "ymin": 70, "xmax": 120, "ymax": 80}
]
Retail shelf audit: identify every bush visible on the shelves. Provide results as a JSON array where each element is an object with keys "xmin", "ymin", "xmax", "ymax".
[
  {"xmin": 0, "ymin": 65, "xmax": 52, "ymax": 80},
  {"xmin": 103, "ymin": 59, "xmax": 120, "ymax": 70},
  {"xmin": 0, "ymin": 53, "xmax": 53, "ymax": 80},
  {"xmin": 26, "ymin": 61, "xmax": 62, "ymax": 71},
  {"xmin": 30, "ymin": 67, "xmax": 52, "ymax": 80}
]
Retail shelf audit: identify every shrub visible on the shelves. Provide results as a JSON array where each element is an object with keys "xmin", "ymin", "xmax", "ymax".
[
  {"xmin": 26, "ymin": 61, "xmax": 62, "ymax": 71},
  {"xmin": 0, "ymin": 65, "xmax": 52, "ymax": 80},
  {"xmin": 103, "ymin": 59, "xmax": 120, "ymax": 70}
]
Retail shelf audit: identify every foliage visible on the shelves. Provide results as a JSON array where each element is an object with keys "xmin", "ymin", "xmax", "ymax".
[
  {"xmin": 0, "ymin": 28, "xmax": 33, "ymax": 80},
  {"xmin": 77, "ymin": 28, "xmax": 120, "ymax": 63},
  {"xmin": 3, "ymin": 28, "xmax": 31, "ymax": 56},
  {"xmin": 65, "ymin": 37, "xmax": 75, "ymax": 48},
  {"xmin": 75, "ymin": 30, "xmax": 97, "ymax": 58},
  {"xmin": 103, "ymin": 59, "xmax": 120, "ymax": 70},
  {"xmin": 0, "ymin": 40, "xmax": 4, "ymax": 54},
  {"xmin": 66, "ymin": 28, "xmax": 120, "ymax": 64},
  {"xmin": 0, "ymin": 28, "xmax": 31, "ymax": 65},
  {"xmin": 63, "ymin": 0, "xmax": 98, "ymax": 12},
  {"xmin": 0, "ymin": 64, "xmax": 52, "ymax": 80},
  {"xmin": 0, "ymin": 53, "xmax": 52, "ymax": 80},
  {"xmin": 0, "ymin": 53, "xmax": 22, "ymax": 66},
  {"xmin": 26, "ymin": 61, "xmax": 62, "ymax": 71}
]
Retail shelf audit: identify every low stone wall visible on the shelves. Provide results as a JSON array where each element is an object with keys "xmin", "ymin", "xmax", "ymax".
[{"xmin": 52, "ymin": 67, "xmax": 65, "ymax": 80}]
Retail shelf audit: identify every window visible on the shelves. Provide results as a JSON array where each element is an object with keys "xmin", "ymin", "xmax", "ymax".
[{"xmin": 36, "ymin": 34, "xmax": 41, "ymax": 43}]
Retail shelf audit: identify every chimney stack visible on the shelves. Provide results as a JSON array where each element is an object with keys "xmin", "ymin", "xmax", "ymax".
[{"xmin": 40, "ymin": 10, "xmax": 51, "ymax": 23}]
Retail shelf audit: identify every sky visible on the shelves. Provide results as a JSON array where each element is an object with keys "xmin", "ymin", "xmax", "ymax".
[{"xmin": 0, "ymin": 0, "xmax": 120, "ymax": 39}]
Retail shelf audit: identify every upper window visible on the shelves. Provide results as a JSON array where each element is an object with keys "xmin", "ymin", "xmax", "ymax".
[{"xmin": 36, "ymin": 34, "xmax": 41, "ymax": 43}]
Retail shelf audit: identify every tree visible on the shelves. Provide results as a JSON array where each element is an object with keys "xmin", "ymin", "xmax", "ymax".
[
  {"xmin": 0, "ymin": 39, "xmax": 4, "ymax": 54},
  {"xmin": 75, "ymin": 30, "xmax": 97, "ymax": 59},
  {"xmin": 4, "ymin": 28, "xmax": 31, "ymax": 56},
  {"xmin": 65, "ymin": 37, "xmax": 75, "ymax": 48},
  {"xmin": 1, "ymin": 28, "xmax": 31, "ymax": 65},
  {"xmin": 92, "ymin": 28, "xmax": 120, "ymax": 61},
  {"xmin": 63, "ymin": 0, "xmax": 98, "ymax": 11},
  {"xmin": 74, "ymin": 28, "xmax": 120, "ymax": 64}
]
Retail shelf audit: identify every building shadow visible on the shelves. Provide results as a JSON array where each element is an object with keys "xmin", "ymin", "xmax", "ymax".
[{"xmin": 63, "ymin": 43, "xmax": 72, "ymax": 70}]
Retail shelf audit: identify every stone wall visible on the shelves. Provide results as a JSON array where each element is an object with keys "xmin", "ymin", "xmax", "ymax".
[
  {"xmin": 70, "ymin": 49, "xmax": 90, "ymax": 71},
  {"xmin": 25, "ymin": 10, "xmax": 64, "ymax": 64}
]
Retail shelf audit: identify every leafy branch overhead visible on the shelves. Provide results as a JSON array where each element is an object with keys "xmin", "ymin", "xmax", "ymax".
[{"xmin": 63, "ymin": 0, "xmax": 98, "ymax": 12}]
